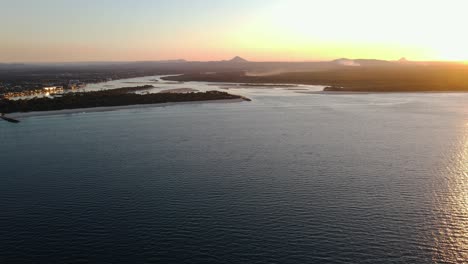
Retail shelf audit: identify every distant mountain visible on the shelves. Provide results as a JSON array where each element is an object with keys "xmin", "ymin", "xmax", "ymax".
[
  {"xmin": 228, "ymin": 56, "xmax": 249, "ymax": 63},
  {"xmin": 396, "ymin": 57, "xmax": 418, "ymax": 64},
  {"xmin": 398, "ymin": 57, "xmax": 408, "ymax": 63}
]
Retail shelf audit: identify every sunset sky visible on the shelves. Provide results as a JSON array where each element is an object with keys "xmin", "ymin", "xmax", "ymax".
[{"xmin": 1, "ymin": 0, "xmax": 467, "ymax": 62}]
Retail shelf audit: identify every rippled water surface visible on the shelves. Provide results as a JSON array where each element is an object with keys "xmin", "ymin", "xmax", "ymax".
[{"xmin": 1, "ymin": 81, "xmax": 467, "ymax": 263}]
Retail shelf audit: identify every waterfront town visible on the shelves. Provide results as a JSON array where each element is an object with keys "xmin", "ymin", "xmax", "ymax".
[
  {"xmin": 0, "ymin": 81, "xmax": 85, "ymax": 99},
  {"xmin": 0, "ymin": 65, "xmax": 171, "ymax": 99}
]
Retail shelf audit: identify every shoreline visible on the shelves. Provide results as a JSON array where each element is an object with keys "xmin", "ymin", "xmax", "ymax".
[
  {"xmin": 8, "ymin": 98, "xmax": 246, "ymax": 119},
  {"xmin": 159, "ymin": 88, "xmax": 199, "ymax": 94}
]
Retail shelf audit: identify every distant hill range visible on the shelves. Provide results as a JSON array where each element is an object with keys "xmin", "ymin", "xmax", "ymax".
[
  {"xmin": 0, "ymin": 56, "xmax": 464, "ymax": 76},
  {"xmin": 1, "ymin": 56, "xmax": 460, "ymax": 68}
]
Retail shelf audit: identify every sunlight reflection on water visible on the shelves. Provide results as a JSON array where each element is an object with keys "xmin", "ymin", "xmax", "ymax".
[{"xmin": 433, "ymin": 126, "xmax": 468, "ymax": 263}]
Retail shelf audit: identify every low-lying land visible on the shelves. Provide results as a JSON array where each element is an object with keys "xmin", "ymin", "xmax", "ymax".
[
  {"xmin": 0, "ymin": 85, "xmax": 248, "ymax": 114},
  {"xmin": 3, "ymin": 59, "xmax": 468, "ymax": 94},
  {"xmin": 163, "ymin": 64, "xmax": 468, "ymax": 92}
]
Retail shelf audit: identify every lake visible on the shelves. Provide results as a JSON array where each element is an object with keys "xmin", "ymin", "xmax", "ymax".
[{"xmin": 1, "ymin": 79, "xmax": 467, "ymax": 263}]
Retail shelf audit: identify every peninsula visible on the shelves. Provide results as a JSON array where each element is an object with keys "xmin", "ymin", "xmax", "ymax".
[{"xmin": 0, "ymin": 85, "xmax": 249, "ymax": 114}]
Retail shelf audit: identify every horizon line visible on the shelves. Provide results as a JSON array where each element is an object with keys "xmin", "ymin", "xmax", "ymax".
[{"xmin": 2, "ymin": 58, "xmax": 467, "ymax": 65}]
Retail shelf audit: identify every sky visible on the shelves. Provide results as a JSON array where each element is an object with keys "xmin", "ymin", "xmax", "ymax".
[{"xmin": 1, "ymin": 0, "xmax": 467, "ymax": 62}]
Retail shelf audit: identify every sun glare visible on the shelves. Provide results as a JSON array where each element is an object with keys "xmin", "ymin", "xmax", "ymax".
[{"xmin": 233, "ymin": 0, "xmax": 468, "ymax": 61}]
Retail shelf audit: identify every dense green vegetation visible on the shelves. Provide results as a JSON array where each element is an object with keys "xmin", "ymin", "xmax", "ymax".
[
  {"xmin": 0, "ymin": 86, "xmax": 245, "ymax": 114},
  {"xmin": 164, "ymin": 64, "xmax": 468, "ymax": 92}
]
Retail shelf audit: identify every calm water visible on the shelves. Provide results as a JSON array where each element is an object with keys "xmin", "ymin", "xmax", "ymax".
[{"xmin": 1, "ymin": 83, "xmax": 467, "ymax": 263}]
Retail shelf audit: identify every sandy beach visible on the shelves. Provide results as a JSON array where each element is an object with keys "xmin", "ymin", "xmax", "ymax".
[
  {"xmin": 8, "ymin": 98, "xmax": 246, "ymax": 119},
  {"xmin": 159, "ymin": 88, "xmax": 199, "ymax": 93}
]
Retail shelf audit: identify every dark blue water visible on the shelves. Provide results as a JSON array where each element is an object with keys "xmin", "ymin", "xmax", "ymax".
[{"xmin": 1, "ymin": 92, "xmax": 467, "ymax": 263}]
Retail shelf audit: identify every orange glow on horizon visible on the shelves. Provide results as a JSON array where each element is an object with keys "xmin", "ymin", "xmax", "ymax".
[{"xmin": 1, "ymin": 0, "xmax": 468, "ymax": 63}]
